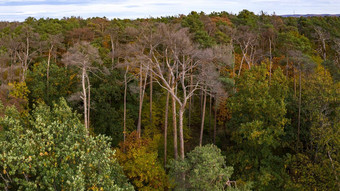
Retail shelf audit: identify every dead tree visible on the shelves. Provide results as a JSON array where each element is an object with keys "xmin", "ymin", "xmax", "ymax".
[{"xmin": 62, "ymin": 41, "xmax": 102, "ymax": 133}]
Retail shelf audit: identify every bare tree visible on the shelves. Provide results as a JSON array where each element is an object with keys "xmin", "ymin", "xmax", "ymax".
[
  {"xmin": 123, "ymin": 23, "xmax": 160, "ymax": 137},
  {"xmin": 198, "ymin": 46, "xmax": 230, "ymax": 146},
  {"xmin": 62, "ymin": 41, "xmax": 102, "ymax": 133},
  {"xmin": 289, "ymin": 50, "xmax": 315, "ymax": 150},
  {"xmin": 16, "ymin": 24, "xmax": 40, "ymax": 81},
  {"xmin": 141, "ymin": 23, "xmax": 203, "ymax": 160},
  {"xmin": 44, "ymin": 34, "xmax": 64, "ymax": 101},
  {"xmin": 314, "ymin": 26, "xmax": 330, "ymax": 61},
  {"xmin": 235, "ymin": 26, "xmax": 258, "ymax": 75}
]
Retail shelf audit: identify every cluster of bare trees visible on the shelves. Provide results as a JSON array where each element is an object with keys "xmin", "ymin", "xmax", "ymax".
[{"xmin": 112, "ymin": 23, "xmax": 232, "ymax": 162}]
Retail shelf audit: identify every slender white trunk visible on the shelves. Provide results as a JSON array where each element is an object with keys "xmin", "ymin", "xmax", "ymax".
[
  {"xmin": 172, "ymin": 95, "xmax": 178, "ymax": 159},
  {"xmin": 199, "ymin": 88, "xmax": 207, "ymax": 146},
  {"xmin": 178, "ymin": 107, "xmax": 185, "ymax": 160},
  {"xmin": 82, "ymin": 67, "xmax": 88, "ymax": 133},
  {"xmin": 123, "ymin": 66, "xmax": 129, "ymax": 143},
  {"xmin": 137, "ymin": 65, "xmax": 143, "ymax": 137},
  {"xmin": 164, "ymin": 91, "xmax": 170, "ymax": 167},
  {"xmin": 47, "ymin": 45, "xmax": 53, "ymax": 102}
]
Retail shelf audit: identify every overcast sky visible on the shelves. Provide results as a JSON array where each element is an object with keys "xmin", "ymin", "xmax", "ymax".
[{"xmin": 0, "ymin": 0, "xmax": 339, "ymax": 21}]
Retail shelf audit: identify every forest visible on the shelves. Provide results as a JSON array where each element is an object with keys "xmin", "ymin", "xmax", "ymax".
[{"xmin": 0, "ymin": 10, "xmax": 339, "ymax": 190}]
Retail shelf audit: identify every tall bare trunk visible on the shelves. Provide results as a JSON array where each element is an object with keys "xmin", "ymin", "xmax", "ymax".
[
  {"xmin": 238, "ymin": 48, "xmax": 247, "ymax": 76},
  {"xmin": 46, "ymin": 45, "xmax": 53, "ymax": 102},
  {"xmin": 199, "ymin": 89, "xmax": 207, "ymax": 146},
  {"xmin": 178, "ymin": 108, "xmax": 185, "ymax": 160},
  {"xmin": 164, "ymin": 91, "xmax": 170, "ymax": 167},
  {"xmin": 110, "ymin": 35, "xmax": 115, "ymax": 67},
  {"xmin": 82, "ymin": 67, "xmax": 88, "ymax": 134},
  {"xmin": 137, "ymin": 66, "xmax": 142, "ymax": 137},
  {"xmin": 172, "ymin": 95, "xmax": 178, "ymax": 159},
  {"xmin": 22, "ymin": 35, "xmax": 29, "ymax": 82}
]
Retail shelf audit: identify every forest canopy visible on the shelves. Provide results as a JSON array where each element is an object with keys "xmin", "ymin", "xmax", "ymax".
[{"xmin": 0, "ymin": 10, "xmax": 339, "ymax": 190}]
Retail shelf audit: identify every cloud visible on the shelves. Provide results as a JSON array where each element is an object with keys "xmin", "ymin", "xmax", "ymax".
[{"xmin": 0, "ymin": 0, "xmax": 339, "ymax": 21}]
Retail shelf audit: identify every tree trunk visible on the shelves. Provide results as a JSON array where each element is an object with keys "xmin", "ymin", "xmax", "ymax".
[
  {"xmin": 46, "ymin": 45, "xmax": 53, "ymax": 102},
  {"xmin": 110, "ymin": 34, "xmax": 115, "ymax": 67},
  {"xmin": 172, "ymin": 95, "xmax": 178, "ymax": 160},
  {"xmin": 137, "ymin": 64, "xmax": 143, "ymax": 137},
  {"xmin": 322, "ymin": 39, "xmax": 327, "ymax": 61},
  {"xmin": 178, "ymin": 107, "xmax": 185, "ymax": 160},
  {"xmin": 199, "ymin": 89, "xmax": 207, "ymax": 146},
  {"xmin": 82, "ymin": 67, "xmax": 88, "ymax": 134},
  {"xmin": 327, "ymin": 151, "xmax": 340, "ymax": 190},
  {"xmin": 164, "ymin": 91, "xmax": 170, "ymax": 168},
  {"xmin": 22, "ymin": 35, "xmax": 29, "ymax": 82},
  {"xmin": 137, "ymin": 64, "xmax": 148, "ymax": 137}
]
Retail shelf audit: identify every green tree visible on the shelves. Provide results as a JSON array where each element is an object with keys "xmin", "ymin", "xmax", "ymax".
[
  {"xmin": 26, "ymin": 61, "xmax": 77, "ymax": 106},
  {"xmin": 0, "ymin": 99, "xmax": 133, "ymax": 191},
  {"xmin": 182, "ymin": 11, "xmax": 216, "ymax": 48},
  {"xmin": 227, "ymin": 65, "xmax": 289, "ymax": 190},
  {"xmin": 168, "ymin": 144, "xmax": 248, "ymax": 191},
  {"xmin": 116, "ymin": 131, "xmax": 170, "ymax": 191}
]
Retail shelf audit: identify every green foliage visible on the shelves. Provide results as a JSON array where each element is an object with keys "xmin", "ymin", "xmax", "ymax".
[
  {"xmin": 181, "ymin": 11, "xmax": 216, "ymax": 48},
  {"xmin": 116, "ymin": 131, "xmax": 170, "ymax": 191},
  {"xmin": 284, "ymin": 153, "xmax": 338, "ymax": 190},
  {"xmin": 277, "ymin": 31, "xmax": 312, "ymax": 54},
  {"xmin": 0, "ymin": 99, "xmax": 133, "ymax": 190},
  {"xmin": 227, "ymin": 65, "xmax": 289, "ymax": 189},
  {"xmin": 90, "ymin": 70, "xmax": 137, "ymax": 147},
  {"xmin": 1, "ymin": 13, "xmax": 340, "ymax": 191},
  {"xmin": 285, "ymin": 64, "xmax": 340, "ymax": 190},
  {"xmin": 26, "ymin": 61, "xmax": 77, "ymax": 106},
  {"xmin": 168, "ymin": 144, "xmax": 244, "ymax": 191}
]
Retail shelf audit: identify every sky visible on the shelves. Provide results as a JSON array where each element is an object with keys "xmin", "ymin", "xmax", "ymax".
[{"xmin": 0, "ymin": 0, "xmax": 339, "ymax": 21}]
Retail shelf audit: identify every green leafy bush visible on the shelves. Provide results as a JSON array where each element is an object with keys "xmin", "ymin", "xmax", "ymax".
[
  {"xmin": 116, "ymin": 132, "xmax": 170, "ymax": 191},
  {"xmin": 169, "ymin": 144, "xmax": 245, "ymax": 191},
  {"xmin": 0, "ymin": 98, "xmax": 133, "ymax": 191}
]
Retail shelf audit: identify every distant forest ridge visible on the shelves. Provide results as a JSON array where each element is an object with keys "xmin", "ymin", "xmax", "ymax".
[{"xmin": 280, "ymin": 14, "xmax": 340, "ymax": 17}]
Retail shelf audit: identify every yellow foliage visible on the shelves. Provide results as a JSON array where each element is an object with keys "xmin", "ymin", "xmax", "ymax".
[{"xmin": 8, "ymin": 81, "xmax": 30, "ymax": 100}]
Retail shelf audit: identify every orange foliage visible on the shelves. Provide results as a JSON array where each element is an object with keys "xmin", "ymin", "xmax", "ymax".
[{"xmin": 211, "ymin": 16, "xmax": 232, "ymax": 26}]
